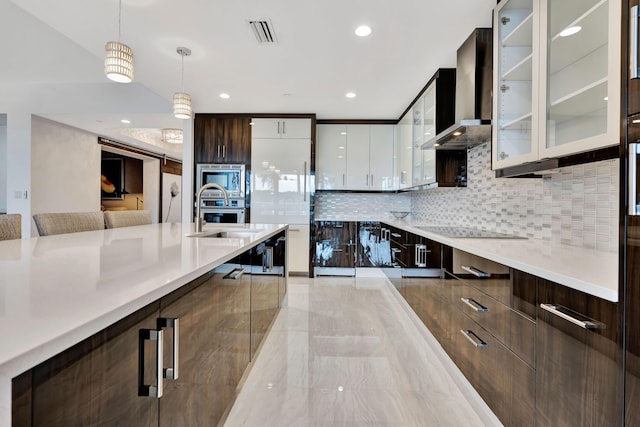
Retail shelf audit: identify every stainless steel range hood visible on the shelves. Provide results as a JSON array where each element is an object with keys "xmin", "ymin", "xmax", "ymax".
[{"xmin": 422, "ymin": 28, "xmax": 493, "ymax": 150}]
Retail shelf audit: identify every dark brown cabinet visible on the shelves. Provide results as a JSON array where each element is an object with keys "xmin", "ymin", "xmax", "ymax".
[
  {"xmin": 536, "ymin": 279, "xmax": 623, "ymax": 427},
  {"xmin": 626, "ymin": 216, "xmax": 640, "ymax": 426},
  {"xmin": 194, "ymin": 115, "xmax": 252, "ymax": 164},
  {"xmin": 387, "ymin": 224, "xmax": 450, "ymax": 276},
  {"xmin": 313, "ymin": 221, "xmax": 356, "ymax": 274},
  {"xmin": 12, "ymin": 237, "xmax": 285, "ymax": 427}
]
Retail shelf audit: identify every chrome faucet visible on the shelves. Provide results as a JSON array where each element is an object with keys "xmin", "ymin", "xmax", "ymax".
[{"xmin": 195, "ymin": 183, "xmax": 229, "ymax": 232}]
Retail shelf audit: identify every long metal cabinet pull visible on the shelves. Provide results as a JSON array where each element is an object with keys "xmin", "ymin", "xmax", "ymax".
[
  {"xmin": 631, "ymin": 5, "xmax": 640, "ymax": 79},
  {"xmin": 139, "ymin": 328, "xmax": 164, "ymax": 398},
  {"xmin": 277, "ymin": 120, "xmax": 281, "ymax": 135},
  {"xmin": 158, "ymin": 318, "xmax": 179, "ymax": 380},
  {"xmin": 303, "ymin": 161, "xmax": 307, "ymax": 201},
  {"xmin": 461, "ymin": 297, "xmax": 490, "ymax": 313},
  {"xmin": 222, "ymin": 145, "xmax": 226, "ymax": 159},
  {"xmin": 460, "ymin": 329, "xmax": 487, "ymax": 348},
  {"xmin": 630, "ymin": 142, "xmax": 639, "ymax": 215},
  {"xmin": 461, "ymin": 265, "xmax": 491, "ymax": 278},
  {"xmin": 282, "ymin": 120, "xmax": 286, "ymax": 134},
  {"xmin": 224, "ymin": 267, "xmax": 246, "ymax": 280},
  {"xmin": 540, "ymin": 303, "xmax": 603, "ymax": 329},
  {"xmin": 217, "ymin": 145, "xmax": 221, "ymax": 158}
]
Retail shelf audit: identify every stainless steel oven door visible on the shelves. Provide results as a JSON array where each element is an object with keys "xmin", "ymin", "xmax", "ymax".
[{"xmin": 201, "ymin": 208, "xmax": 245, "ymax": 224}]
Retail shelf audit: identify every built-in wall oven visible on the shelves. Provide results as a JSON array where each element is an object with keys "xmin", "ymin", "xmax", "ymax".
[{"xmin": 196, "ymin": 163, "xmax": 247, "ymax": 224}]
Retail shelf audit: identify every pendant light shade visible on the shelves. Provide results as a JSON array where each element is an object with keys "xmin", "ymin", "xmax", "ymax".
[
  {"xmin": 162, "ymin": 128, "xmax": 184, "ymax": 144},
  {"xmin": 105, "ymin": 41, "xmax": 134, "ymax": 83},
  {"xmin": 173, "ymin": 47, "xmax": 192, "ymax": 119},
  {"xmin": 173, "ymin": 92, "xmax": 192, "ymax": 119},
  {"xmin": 105, "ymin": 0, "xmax": 133, "ymax": 83}
]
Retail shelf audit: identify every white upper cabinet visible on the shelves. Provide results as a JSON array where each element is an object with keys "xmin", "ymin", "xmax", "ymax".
[
  {"xmin": 397, "ymin": 112, "xmax": 413, "ymax": 189},
  {"xmin": 345, "ymin": 125, "xmax": 372, "ymax": 190},
  {"xmin": 251, "ymin": 118, "xmax": 312, "ymax": 139},
  {"xmin": 493, "ymin": 0, "xmax": 620, "ymax": 170},
  {"xmin": 316, "ymin": 124, "xmax": 395, "ymax": 191},
  {"xmin": 369, "ymin": 125, "xmax": 395, "ymax": 191},
  {"xmin": 316, "ymin": 124, "xmax": 347, "ymax": 190}
]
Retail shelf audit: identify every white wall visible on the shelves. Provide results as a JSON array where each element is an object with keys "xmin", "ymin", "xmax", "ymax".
[
  {"xmin": 143, "ymin": 159, "xmax": 160, "ymax": 223},
  {"xmin": 30, "ymin": 117, "xmax": 102, "ymax": 235}
]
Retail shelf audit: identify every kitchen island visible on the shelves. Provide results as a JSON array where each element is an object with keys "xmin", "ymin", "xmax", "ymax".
[{"xmin": 0, "ymin": 222, "xmax": 288, "ymax": 426}]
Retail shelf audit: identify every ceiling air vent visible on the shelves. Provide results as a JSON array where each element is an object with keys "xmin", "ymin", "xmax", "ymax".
[{"xmin": 248, "ymin": 19, "xmax": 277, "ymax": 44}]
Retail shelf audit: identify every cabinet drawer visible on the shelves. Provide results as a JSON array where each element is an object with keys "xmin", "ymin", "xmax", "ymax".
[
  {"xmin": 450, "ymin": 307, "xmax": 535, "ymax": 427},
  {"xmin": 447, "ymin": 272, "xmax": 535, "ymax": 367}
]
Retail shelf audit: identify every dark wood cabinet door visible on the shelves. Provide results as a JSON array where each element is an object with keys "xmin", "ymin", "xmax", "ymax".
[
  {"xmin": 194, "ymin": 115, "xmax": 251, "ymax": 164},
  {"xmin": 626, "ymin": 216, "xmax": 640, "ymax": 426},
  {"xmin": 158, "ymin": 256, "xmax": 251, "ymax": 427},
  {"xmin": 536, "ymin": 279, "xmax": 622, "ymax": 427},
  {"xmin": 25, "ymin": 302, "xmax": 160, "ymax": 427},
  {"xmin": 314, "ymin": 221, "xmax": 356, "ymax": 268},
  {"xmin": 251, "ymin": 238, "xmax": 280, "ymax": 359}
]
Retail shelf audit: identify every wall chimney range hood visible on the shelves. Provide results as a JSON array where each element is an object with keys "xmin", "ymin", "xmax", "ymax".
[{"xmin": 423, "ymin": 28, "xmax": 493, "ymax": 150}]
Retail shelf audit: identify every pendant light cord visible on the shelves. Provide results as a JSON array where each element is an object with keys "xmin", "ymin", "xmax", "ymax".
[
  {"xmin": 117, "ymin": 0, "xmax": 122, "ymax": 41},
  {"xmin": 181, "ymin": 54, "xmax": 185, "ymax": 92}
]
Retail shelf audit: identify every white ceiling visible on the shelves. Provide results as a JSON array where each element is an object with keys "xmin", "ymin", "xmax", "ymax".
[{"xmin": 4, "ymin": 0, "xmax": 496, "ymax": 159}]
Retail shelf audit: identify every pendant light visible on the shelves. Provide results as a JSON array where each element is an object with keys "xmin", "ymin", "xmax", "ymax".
[
  {"xmin": 104, "ymin": 0, "xmax": 134, "ymax": 83},
  {"xmin": 173, "ymin": 47, "xmax": 192, "ymax": 119}
]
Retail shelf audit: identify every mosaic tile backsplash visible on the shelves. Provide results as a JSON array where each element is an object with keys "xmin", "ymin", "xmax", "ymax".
[{"xmin": 315, "ymin": 141, "xmax": 619, "ymax": 253}]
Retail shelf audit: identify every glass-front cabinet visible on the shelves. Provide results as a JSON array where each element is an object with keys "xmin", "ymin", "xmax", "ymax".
[
  {"xmin": 541, "ymin": 0, "xmax": 619, "ymax": 157},
  {"xmin": 493, "ymin": 0, "xmax": 540, "ymax": 168},
  {"xmin": 412, "ymin": 97, "xmax": 425, "ymax": 186},
  {"xmin": 493, "ymin": 0, "xmax": 620, "ymax": 170}
]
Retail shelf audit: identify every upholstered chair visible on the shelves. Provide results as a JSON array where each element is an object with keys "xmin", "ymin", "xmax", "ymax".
[
  {"xmin": 104, "ymin": 210, "xmax": 152, "ymax": 229},
  {"xmin": 0, "ymin": 214, "xmax": 21, "ymax": 240},
  {"xmin": 33, "ymin": 212, "xmax": 105, "ymax": 236}
]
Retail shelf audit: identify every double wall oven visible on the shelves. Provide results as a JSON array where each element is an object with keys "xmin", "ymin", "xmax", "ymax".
[{"xmin": 196, "ymin": 163, "xmax": 246, "ymax": 224}]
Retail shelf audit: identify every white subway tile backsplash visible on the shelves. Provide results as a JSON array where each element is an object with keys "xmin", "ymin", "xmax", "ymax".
[{"xmin": 314, "ymin": 141, "xmax": 619, "ymax": 253}]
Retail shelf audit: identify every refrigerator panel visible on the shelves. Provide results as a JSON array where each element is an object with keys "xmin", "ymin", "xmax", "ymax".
[{"xmin": 251, "ymin": 138, "xmax": 311, "ymax": 224}]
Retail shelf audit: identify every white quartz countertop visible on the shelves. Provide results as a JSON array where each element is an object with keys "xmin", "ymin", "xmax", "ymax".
[
  {"xmin": 383, "ymin": 220, "xmax": 619, "ymax": 303},
  {"xmin": 0, "ymin": 222, "xmax": 287, "ymax": 424}
]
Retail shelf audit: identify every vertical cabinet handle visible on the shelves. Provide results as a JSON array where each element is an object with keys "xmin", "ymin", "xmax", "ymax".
[
  {"xmin": 342, "ymin": 173, "xmax": 345, "ymax": 186},
  {"xmin": 217, "ymin": 145, "xmax": 221, "ymax": 158},
  {"xmin": 631, "ymin": 5, "xmax": 640, "ymax": 79},
  {"xmin": 540, "ymin": 304, "xmax": 604, "ymax": 329},
  {"xmin": 303, "ymin": 161, "xmax": 307, "ymax": 201},
  {"xmin": 365, "ymin": 174, "xmax": 369, "ymax": 186},
  {"xmin": 371, "ymin": 174, "xmax": 374, "ymax": 188},
  {"xmin": 630, "ymin": 142, "xmax": 639, "ymax": 215},
  {"xmin": 414, "ymin": 244, "xmax": 428, "ymax": 267},
  {"xmin": 277, "ymin": 121, "xmax": 281, "ymax": 135},
  {"xmin": 263, "ymin": 246, "xmax": 274, "ymax": 272},
  {"xmin": 282, "ymin": 120, "xmax": 286, "ymax": 135},
  {"xmin": 158, "ymin": 318, "xmax": 179, "ymax": 380},
  {"xmin": 139, "ymin": 328, "xmax": 164, "ymax": 398},
  {"xmin": 222, "ymin": 145, "xmax": 226, "ymax": 159},
  {"xmin": 460, "ymin": 329, "xmax": 488, "ymax": 348},
  {"xmin": 401, "ymin": 171, "xmax": 407, "ymax": 185}
]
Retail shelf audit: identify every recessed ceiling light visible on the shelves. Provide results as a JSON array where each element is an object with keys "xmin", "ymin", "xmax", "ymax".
[
  {"xmin": 355, "ymin": 25, "xmax": 372, "ymax": 37},
  {"xmin": 559, "ymin": 26, "xmax": 581, "ymax": 37},
  {"xmin": 603, "ymin": 96, "xmax": 609, "ymax": 101},
  {"xmin": 219, "ymin": 93, "xmax": 230, "ymax": 99},
  {"xmin": 340, "ymin": 132, "xmax": 347, "ymax": 135},
  {"xmin": 121, "ymin": 119, "xmax": 131, "ymax": 124},
  {"xmin": 345, "ymin": 92, "xmax": 357, "ymax": 98}
]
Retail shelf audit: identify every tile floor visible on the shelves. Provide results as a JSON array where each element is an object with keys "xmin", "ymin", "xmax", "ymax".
[{"xmin": 223, "ymin": 269, "xmax": 502, "ymax": 427}]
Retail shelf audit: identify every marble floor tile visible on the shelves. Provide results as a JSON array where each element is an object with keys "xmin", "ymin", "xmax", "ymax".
[{"xmin": 223, "ymin": 271, "xmax": 502, "ymax": 427}]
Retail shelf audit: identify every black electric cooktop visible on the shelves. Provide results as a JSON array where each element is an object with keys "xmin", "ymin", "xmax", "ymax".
[{"xmin": 415, "ymin": 226, "xmax": 527, "ymax": 239}]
